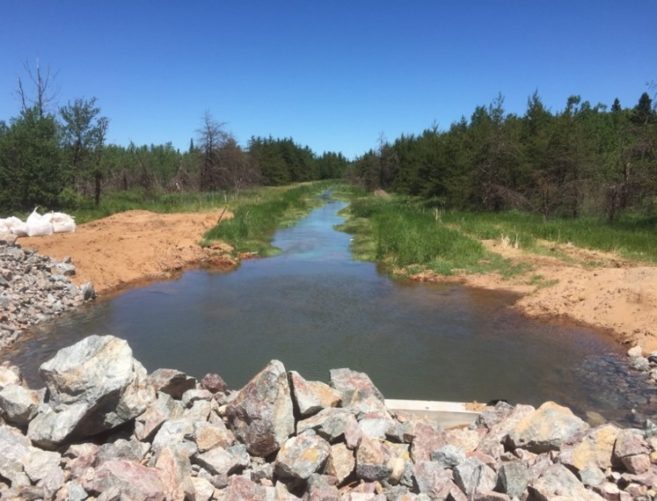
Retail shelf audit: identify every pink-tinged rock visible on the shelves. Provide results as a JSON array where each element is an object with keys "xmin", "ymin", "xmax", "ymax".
[
  {"xmin": 508, "ymin": 401, "xmax": 589, "ymax": 453},
  {"xmin": 330, "ymin": 368, "xmax": 386, "ymax": 413},
  {"xmin": 0, "ymin": 363, "xmax": 23, "ymax": 388},
  {"xmin": 325, "ymin": 442, "xmax": 355, "ymax": 483},
  {"xmin": 622, "ymin": 453, "xmax": 651, "ymax": 474},
  {"xmin": 528, "ymin": 463, "xmax": 604, "ymax": 501},
  {"xmin": 154, "ymin": 446, "xmax": 191, "ymax": 500},
  {"xmin": 613, "ymin": 428, "xmax": 650, "ymax": 468},
  {"xmin": 63, "ymin": 443, "xmax": 99, "ymax": 479},
  {"xmin": 289, "ymin": 371, "xmax": 341, "ymax": 417},
  {"xmin": 408, "ymin": 421, "xmax": 446, "ymax": 462},
  {"xmin": 275, "ymin": 431, "xmax": 331, "ymax": 481},
  {"xmin": 182, "ymin": 475, "xmax": 215, "ymax": 501},
  {"xmin": 200, "ymin": 373, "xmax": 227, "ymax": 394},
  {"xmin": 86, "ymin": 459, "xmax": 166, "ymax": 500},
  {"xmin": 220, "ymin": 475, "xmax": 266, "ymax": 500},
  {"xmin": 444, "ymin": 427, "xmax": 483, "ymax": 453},
  {"xmin": 225, "ymin": 360, "xmax": 294, "ymax": 457},
  {"xmin": 413, "ymin": 460, "xmax": 454, "ymax": 498},
  {"xmin": 355, "ymin": 436, "xmax": 391, "ymax": 481},
  {"xmin": 193, "ymin": 420, "xmax": 235, "ymax": 452},
  {"xmin": 147, "ymin": 368, "xmax": 196, "ymax": 399}
]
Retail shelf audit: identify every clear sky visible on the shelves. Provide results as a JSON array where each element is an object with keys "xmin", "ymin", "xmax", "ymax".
[{"xmin": 1, "ymin": 1, "xmax": 656, "ymax": 159}]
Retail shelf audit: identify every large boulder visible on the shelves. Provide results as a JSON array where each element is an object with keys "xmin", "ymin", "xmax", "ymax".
[
  {"xmin": 27, "ymin": 335, "xmax": 155, "ymax": 448},
  {"xmin": 225, "ymin": 360, "xmax": 294, "ymax": 457},
  {"xmin": 559, "ymin": 424, "xmax": 620, "ymax": 471},
  {"xmin": 507, "ymin": 401, "xmax": 589, "ymax": 453}
]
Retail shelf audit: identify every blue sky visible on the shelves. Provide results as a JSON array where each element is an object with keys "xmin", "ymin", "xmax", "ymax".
[{"xmin": 1, "ymin": 1, "xmax": 656, "ymax": 158}]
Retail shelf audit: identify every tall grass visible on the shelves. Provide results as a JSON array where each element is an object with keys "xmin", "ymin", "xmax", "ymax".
[
  {"xmin": 341, "ymin": 197, "xmax": 520, "ymax": 276},
  {"xmin": 204, "ymin": 181, "xmax": 331, "ymax": 255},
  {"xmin": 441, "ymin": 211, "xmax": 657, "ymax": 262}
]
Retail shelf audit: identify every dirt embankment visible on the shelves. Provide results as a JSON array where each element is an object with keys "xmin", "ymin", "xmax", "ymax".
[
  {"xmin": 413, "ymin": 239, "xmax": 657, "ymax": 352},
  {"xmin": 20, "ymin": 210, "xmax": 236, "ymax": 295}
]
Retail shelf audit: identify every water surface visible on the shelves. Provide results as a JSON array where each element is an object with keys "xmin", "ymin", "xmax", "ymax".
[{"xmin": 9, "ymin": 200, "xmax": 657, "ymax": 425}]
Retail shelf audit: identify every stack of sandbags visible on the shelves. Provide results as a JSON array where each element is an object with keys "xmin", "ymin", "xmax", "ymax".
[{"xmin": 0, "ymin": 209, "xmax": 76, "ymax": 237}]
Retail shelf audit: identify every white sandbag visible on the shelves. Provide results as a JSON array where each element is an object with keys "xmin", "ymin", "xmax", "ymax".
[
  {"xmin": 50, "ymin": 212, "xmax": 76, "ymax": 233},
  {"xmin": 26, "ymin": 209, "xmax": 53, "ymax": 237},
  {"xmin": 4, "ymin": 216, "xmax": 28, "ymax": 237}
]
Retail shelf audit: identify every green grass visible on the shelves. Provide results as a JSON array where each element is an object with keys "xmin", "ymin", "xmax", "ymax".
[
  {"xmin": 440, "ymin": 210, "xmax": 657, "ymax": 262},
  {"xmin": 204, "ymin": 181, "xmax": 332, "ymax": 256},
  {"xmin": 338, "ymin": 195, "xmax": 526, "ymax": 277},
  {"xmin": 61, "ymin": 190, "xmax": 229, "ymax": 224}
]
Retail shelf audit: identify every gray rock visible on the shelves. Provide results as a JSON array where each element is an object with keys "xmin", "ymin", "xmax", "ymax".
[
  {"xmin": 0, "ymin": 384, "xmax": 44, "ymax": 427},
  {"xmin": 430, "ymin": 444, "xmax": 466, "ymax": 469},
  {"xmin": 325, "ymin": 442, "xmax": 355, "ymax": 483},
  {"xmin": 147, "ymin": 368, "xmax": 196, "ymax": 399},
  {"xmin": 151, "ymin": 418, "xmax": 197, "ymax": 457},
  {"xmin": 28, "ymin": 335, "xmax": 155, "ymax": 448},
  {"xmin": 289, "ymin": 370, "xmax": 341, "ymax": 417},
  {"xmin": 194, "ymin": 444, "xmax": 250, "ymax": 476},
  {"xmin": 181, "ymin": 388, "xmax": 213, "ymax": 408},
  {"xmin": 0, "ymin": 424, "xmax": 33, "ymax": 486},
  {"xmin": 629, "ymin": 356, "xmax": 651, "ymax": 372},
  {"xmin": 507, "ymin": 401, "xmax": 589, "ymax": 453},
  {"xmin": 225, "ymin": 360, "xmax": 294, "ymax": 457},
  {"xmin": 412, "ymin": 461, "xmax": 456, "ymax": 499},
  {"xmin": 297, "ymin": 407, "xmax": 360, "ymax": 443},
  {"xmin": 275, "ymin": 431, "xmax": 331, "ymax": 481},
  {"xmin": 96, "ymin": 438, "xmax": 149, "ymax": 464},
  {"xmin": 23, "ymin": 448, "xmax": 64, "ymax": 496},
  {"xmin": 193, "ymin": 420, "xmax": 235, "ymax": 452},
  {"xmin": 330, "ymin": 368, "xmax": 387, "ymax": 414},
  {"xmin": 134, "ymin": 391, "xmax": 183, "ymax": 441},
  {"xmin": 453, "ymin": 457, "xmax": 497, "ymax": 497},
  {"xmin": 496, "ymin": 460, "xmax": 530, "ymax": 498}
]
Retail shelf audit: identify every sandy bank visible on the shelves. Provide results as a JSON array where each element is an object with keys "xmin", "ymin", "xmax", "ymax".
[
  {"xmin": 412, "ymin": 239, "xmax": 657, "ymax": 352},
  {"xmin": 20, "ymin": 209, "xmax": 236, "ymax": 295}
]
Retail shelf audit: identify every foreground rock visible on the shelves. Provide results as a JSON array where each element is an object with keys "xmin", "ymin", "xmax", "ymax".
[
  {"xmin": 1, "ymin": 335, "xmax": 656, "ymax": 500},
  {"xmin": 0, "ymin": 241, "xmax": 94, "ymax": 351}
]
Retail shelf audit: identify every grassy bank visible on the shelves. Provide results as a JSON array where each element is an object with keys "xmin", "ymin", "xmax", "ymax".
[
  {"xmin": 338, "ymin": 190, "xmax": 657, "ymax": 278},
  {"xmin": 338, "ymin": 193, "xmax": 524, "ymax": 277},
  {"xmin": 204, "ymin": 181, "xmax": 332, "ymax": 256}
]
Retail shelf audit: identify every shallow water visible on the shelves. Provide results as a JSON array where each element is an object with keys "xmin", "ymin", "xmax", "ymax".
[{"xmin": 8, "ymin": 200, "xmax": 657, "ymax": 425}]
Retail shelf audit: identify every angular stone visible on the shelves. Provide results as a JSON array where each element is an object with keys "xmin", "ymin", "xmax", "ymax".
[
  {"xmin": 0, "ymin": 363, "xmax": 22, "ymax": 388},
  {"xmin": 622, "ymin": 453, "xmax": 651, "ymax": 474},
  {"xmin": 23, "ymin": 448, "xmax": 64, "ymax": 496},
  {"xmin": 134, "ymin": 392, "xmax": 183, "ymax": 441},
  {"xmin": 0, "ymin": 425, "xmax": 36, "ymax": 486},
  {"xmin": 560, "ymin": 424, "xmax": 619, "ymax": 471},
  {"xmin": 220, "ymin": 475, "xmax": 266, "ymax": 500},
  {"xmin": 628, "ymin": 346, "xmax": 643, "ymax": 358},
  {"xmin": 275, "ymin": 431, "xmax": 331, "ymax": 481},
  {"xmin": 28, "ymin": 335, "xmax": 155, "ymax": 448},
  {"xmin": 85, "ymin": 459, "xmax": 166, "ymax": 500},
  {"xmin": 225, "ymin": 360, "xmax": 294, "ymax": 457},
  {"xmin": 355, "ymin": 436, "xmax": 391, "ymax": 481},
  {"xmin": 181, "ymin": 388, "xmax": 213, "ymax": 408},
  {"xmin": 154, "ymin": 446, "xmax": 191, "ymax": 500},
  {"xmin": 193, "ymin": 420, "xmax": 235, "ymax": 452},
  {"xmin": 579, "ymin": 466, "xmax": 606, "ymax": 488},
  {"xmin": 297, "ymin": 407, "xmax": 359, "ymax": 443},
  {"xmin": 357, "ymin": 411, "xmax": 397, "ymax": 440},
  {"xmin": 477, "ymin": 404, "xmax": 535, "ymax": 457},
  {"xmin": 151, "ymin": 418, "xmax": 197, "ymax": 457},
  {"xmin": 528, "ymin": 463, "xmax": 603, "ymax": 501},
  {"xmin": 148, "ymin": 368, "xmax": 196, "ymax": 399},
  {"xmin": 325, "ymin": 442, "xmax": 355, "ymax": 483},
  {"xmin": 630, "ymin": 356, "xmax": 650, "ymax": 371},
  {"xmin": 430, "ymin": 444, "xmax": 466, "ymax": 469},
  {"xmin": 183, "ymin": 476, "xmax": 215, "ymax": 501},
  {"xmin": 413, "ymin": 461, "xmax": 454, "ymax": 498},
  {"xmin": 194, "ymin": 444, "xmax": 250, "ymax": 476},
  {"xmin": 453, "ymin": 457, "xmax": 497, "ymax": 497},
  {"xmin": 613, "ymin": 428, "xmax": 650, "ymax": 465},
  {"xmin": 183, "ymin": 399, "xmax": 211, "ymax": 421},
  {"xmin": 0, "ymin": 384, "xmax": 44, "ymax": 427},
  {"xmin": 307, "ymin": 474, "xmax": 341, "ymax": 500},
  {"xmin": 330, "ymin": 368, "xmax": 386, "ymax": 414},
  {"xmin": 444, "ymin": 427, "xmax": 482, "ymax": 453},
  {"xmin": 496, "ymin": 461, "xmax": 530, "ymax": 498},
  {"xmin": 96, "ymin": 438, "xmax": 149, "ymax": 464},
  {"xmin": 289, "ymin": 371, "xmax": 341, "ymax": 418},
  {"xmin": 508, "ymin": 401, "xmax": 589, "ymax": 453},
  {"xmin": 200, "ymin": 373, "xmax": 227, "ymax": 394},
  {"xmin": 409, "ymin": 421, "xmax": 446, "ymax": 462}
]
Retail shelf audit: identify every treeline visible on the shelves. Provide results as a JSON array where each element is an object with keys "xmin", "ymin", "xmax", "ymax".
[
  {"xmin": 0, "ymin": 66, "xmax": 348, "ymax": 212},
  {"xmin": 350, "ymin": 92, "xmax": 657, "ymax": 221}
]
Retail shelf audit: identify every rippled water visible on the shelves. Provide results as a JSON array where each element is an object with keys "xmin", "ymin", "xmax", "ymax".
[{"xmin": 8, "ymin": 200, "xmax": 657, "ymax": 425}]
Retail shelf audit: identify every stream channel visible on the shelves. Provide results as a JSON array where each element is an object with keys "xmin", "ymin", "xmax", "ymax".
[{"xmin": 8, "ymin": 198, "xmax": 657, "ymax": 426}]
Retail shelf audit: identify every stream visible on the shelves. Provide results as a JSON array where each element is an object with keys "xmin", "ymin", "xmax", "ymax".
[{"xmin": 8, "ymin": 199, "xmax": 657, "ymax": 425}]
